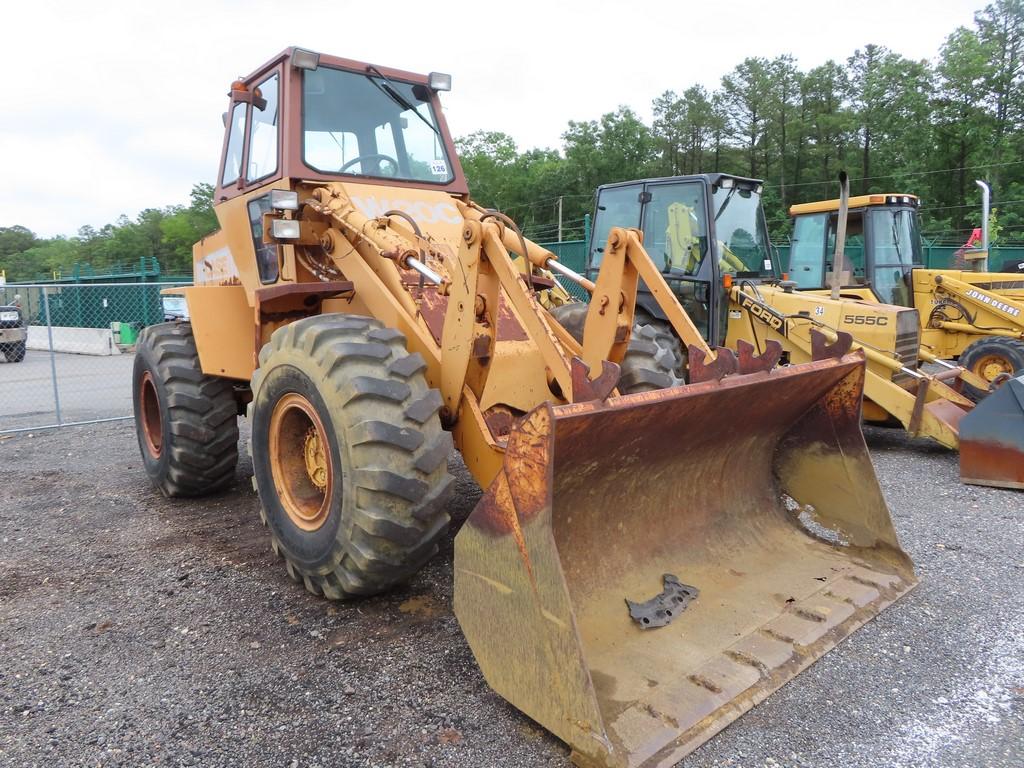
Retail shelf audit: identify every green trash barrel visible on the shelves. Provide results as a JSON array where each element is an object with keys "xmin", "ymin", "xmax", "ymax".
[{"xmin": 120, "ymin": 323, "xmax": 139, "ymax": 345}]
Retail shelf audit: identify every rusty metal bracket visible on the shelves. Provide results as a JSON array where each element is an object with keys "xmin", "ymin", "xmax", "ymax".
[
  {"xmin": 810, "ymin": 329, "xmax": 853, "ymax": 361},
  {"xmin": 570, "ymin": 356, "xmax": 621, "ymax": 402},
  {"xmin": 908, "ymin": 378, "xmax": 930, "ymax": 435},
  {"xmin": 626, "ymin": 574, "xmax": 699, "ymax": 629},
  {"xmin": 688, "ymin": 346, "xmax": 738, "ymax": 383},
  {"xmin": 736, "ymin": 339, "xmax": 783, "ymax": 375}
]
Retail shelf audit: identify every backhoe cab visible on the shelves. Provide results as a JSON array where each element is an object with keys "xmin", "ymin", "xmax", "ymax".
[
  {"xmin": 588, "ymin": 175, "xmax": 780, "ymax": 345},
  {"xmin": 788, "ymin": 193, "xmax": 924, "ymax": 305}
]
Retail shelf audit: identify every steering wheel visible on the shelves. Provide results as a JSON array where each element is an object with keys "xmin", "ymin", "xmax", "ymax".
[{"xmin": 339, "ymin": 153, "xmax": 400, "ymax": 176}]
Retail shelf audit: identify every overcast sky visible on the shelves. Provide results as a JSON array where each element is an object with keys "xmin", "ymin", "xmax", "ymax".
[{"xmin": 1, "ymin": 0, "xmax": 983, "ymax": 237}]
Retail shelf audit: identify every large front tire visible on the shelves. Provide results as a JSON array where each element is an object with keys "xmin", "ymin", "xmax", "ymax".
[
  {"xmin": 249, "ymin": 314, "xmax": 454, "ymax": 599},
  {"xmin": 132, "ymin": 323, "xmax": 239, "ymax": 497}
]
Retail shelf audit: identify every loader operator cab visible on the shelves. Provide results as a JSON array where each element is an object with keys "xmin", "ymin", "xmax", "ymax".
[
  {"xmin": 213, "ymin": 48, "xmax": 465, "ymax": 287},
  {"xmin": 788, "ymin": 195, "xmax": 924, "ymax": 307},
  {"xmin": 587, "ymin": 175, "xmax": 779, "ymax": 344}
]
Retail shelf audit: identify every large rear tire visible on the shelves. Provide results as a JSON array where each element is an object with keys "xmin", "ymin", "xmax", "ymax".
[
  {"xmin": 132, "ymin": 323, "xmax": 239, "ymax": 497},
  {"xmin": 959, "ymin": 336, "xmax": 1024, "ymax": 401},
  {"xmin": 549, "ymin": 302, "xmax": 683, "ymax": 393},
  {"xmin": 248, "ymin": 314, "xmax": 454, "ymax": 599}
]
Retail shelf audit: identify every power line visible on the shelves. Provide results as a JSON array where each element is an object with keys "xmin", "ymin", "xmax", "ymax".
[
  {"xmin": 770, "ymin": 159, "xmax": 1024, "ymax": 191},
  {"xmin": 920, "ymin": 199, "xmax": 1024, "ymax": 213},
  {"xmin": 500, "ymin": 194, "xmax": 592, "ymax": 215}
]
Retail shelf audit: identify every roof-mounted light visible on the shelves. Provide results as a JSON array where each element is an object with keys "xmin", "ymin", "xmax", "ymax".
[
  {"xmin": 291, "ymin": 48, "xmax": 320, "ymax": 71},
  {"xmin": 428, "ymin": 71, "xmax": 452, "ymax": 92}
]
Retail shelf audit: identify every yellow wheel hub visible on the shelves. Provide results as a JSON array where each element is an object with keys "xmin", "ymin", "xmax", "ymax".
[
  {"xmin": 303, "ymin": 427, "xmax": 329, "ymax": 490},
  {"xmin": 974, "ymin": 354, "xmax": 1013, "ymax": 383},
  {"xmin": 268, "ymin": 393, "xmax": 334, "ymax": 532}
]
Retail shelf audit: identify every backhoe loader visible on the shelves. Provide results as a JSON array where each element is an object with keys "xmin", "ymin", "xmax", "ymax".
[
  {"xmin": 788, "ymin": 181, "xmax": 1024, "ymax": 399},
  {"xmin": 789, "ymin": 180, "xmax": 1024, "ymax": 487},
  {"xmin": 582, "ymin": 175, "xmax": 976, "ymax": 451},
  {"xmin": 132, "ymin": 48, "xmax": 916, "ymax": 767}
]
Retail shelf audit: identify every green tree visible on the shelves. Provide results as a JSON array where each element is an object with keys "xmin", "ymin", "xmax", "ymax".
[{"xmin": 720, "ymin": 57, "xmax": 773, "ymax": 177}]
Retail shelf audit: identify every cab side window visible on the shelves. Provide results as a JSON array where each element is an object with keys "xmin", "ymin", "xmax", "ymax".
[
  {"xmin": 248, "ymin": 196, "xmax": 279, "ymax": 283},
  {"xmin": 222, "ymin": 102, "xmax": 248, "ymax": 186},
  {"xmin": 247, "ymin": 73, "xmax": 280, "ymax": 183}
]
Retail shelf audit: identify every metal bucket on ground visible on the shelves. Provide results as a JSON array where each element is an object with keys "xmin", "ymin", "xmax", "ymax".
[
  {"xmin": 960, "ymin": 373, "xmax": 1024, "ymax": 490},
  {"xmin": 454, "ymin": 352, "xmax": 917, "ymax": 768}
]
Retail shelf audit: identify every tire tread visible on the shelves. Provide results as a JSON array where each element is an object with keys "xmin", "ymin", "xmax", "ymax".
[{"xmin": 251, "ymin": 314, "xmax": 453, "ymax": 599}]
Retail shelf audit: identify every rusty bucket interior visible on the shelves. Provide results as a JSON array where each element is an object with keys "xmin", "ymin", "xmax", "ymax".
[
  {"xmin": 454, "ymin": 354, "xmax": 917, "ymax": 768},
  {"xmin": 960, "ymin": 373, "xmax": 1024, "ymax": 490}
]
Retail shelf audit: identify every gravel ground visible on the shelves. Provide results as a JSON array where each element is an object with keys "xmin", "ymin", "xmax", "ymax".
[{"xmin": 0, "ymin": 420, "xmax": 1021, "ymax": 768}]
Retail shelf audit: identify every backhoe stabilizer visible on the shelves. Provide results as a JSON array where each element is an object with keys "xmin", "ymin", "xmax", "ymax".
[
  {"xmin": 453, "ymin": 353, "xmax": 916, "ymax": 768},
  {"xmin": 960, "ymin": 373, "xmax": 1024, "ymax": 489}
]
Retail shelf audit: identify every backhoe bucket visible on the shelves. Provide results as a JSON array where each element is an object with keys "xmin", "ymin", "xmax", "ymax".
[
  {"xmin": 960, "ymin": 373, "xmax": 1024, "ymax": 489},
  {"xmin": 454, "ymin": 354, "xmax": 916, "ymax": 768}
]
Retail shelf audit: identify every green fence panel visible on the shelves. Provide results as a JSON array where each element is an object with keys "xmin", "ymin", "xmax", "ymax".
[
  {"xmin": 774, "ymin": 243, "xmax": 1024, "ymax": 273},
  {"xmin": 921, "ymin": 244, "xmax": 1024, "ymax": 269},
  {"xmin": 1, "ymin": 283, "xmax": 185, "ymax": 330},
  {"xmin": 538, "ymin": 239, "xmax": 590, "ymax": 302},
  {"xmin": 777, "ymin": 245, "xmax": 790, "ymax": 272}
]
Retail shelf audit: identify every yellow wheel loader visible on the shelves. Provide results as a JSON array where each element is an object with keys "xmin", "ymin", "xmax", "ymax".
[
  {"xmin": 584, "ymin": 175, "xmax": 975, "ymax": 450},
  {"xmin": 132, "ymin": 48, "xmax": 917, "ymax": 767},
  {"xmin": 788, "ymin": 181, "xmax": 1024, "ymax": 400}
]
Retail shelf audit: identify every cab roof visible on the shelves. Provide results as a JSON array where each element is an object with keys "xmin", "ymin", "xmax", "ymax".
[
  {"xmin": 597, "ymin": 173, "xmax": 763, "ymax": 193},
  {"xmin": 789, "ymin": 193, "xmax": 919, "ymax": 216}
]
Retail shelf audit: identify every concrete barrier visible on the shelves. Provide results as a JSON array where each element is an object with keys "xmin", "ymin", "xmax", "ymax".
[{"xmin": 26, "ymin": 326, "xmax": 122, "ymax": 356}]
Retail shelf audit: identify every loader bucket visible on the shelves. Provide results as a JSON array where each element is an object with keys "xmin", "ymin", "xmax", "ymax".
[
  {"xmin": 960, "ymin": 373, "xmax": 1024, "ymax": 490},
  {"xmin": 454, "ymin": 354, "xmax": 916, "ymax": 768}
]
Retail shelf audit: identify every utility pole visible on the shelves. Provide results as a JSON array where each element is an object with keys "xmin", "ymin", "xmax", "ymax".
[{"xmin": 557, "ymin": 196, "xmax": 563, "ymax": 243}]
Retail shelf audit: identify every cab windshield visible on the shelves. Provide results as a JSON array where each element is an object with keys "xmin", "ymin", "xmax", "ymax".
[
  {"xmin": 302, "ymin": 66, "xmax": 453, "ymax": 184},
  {"xmin": 711, "ymin": 185, "xmax": 776, "ymax": 277},
  {"xmin": 867, "ymin": 208, "xmax": 922, "ymax": 306}
]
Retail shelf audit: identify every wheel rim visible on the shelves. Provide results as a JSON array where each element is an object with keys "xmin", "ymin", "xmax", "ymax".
[
  {"xmin": 268, "ymin": 392, "xmax": 334, "ymax": 532},
  {"xmin": 139, "ymin": 370, "xmax": 163, "ymax": 458},
  {"xmin": 972, "ymin": 353, "xmax": 1014, "ymax": 384}
]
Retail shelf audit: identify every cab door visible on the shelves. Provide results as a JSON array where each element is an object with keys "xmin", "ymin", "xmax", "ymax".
[
  {"xmin": 789, "ymin": 213, "xmax": 828, "ymax": 288},
  {"xmin": 639, "ymin": 180, "xmax": 716, "ymax": 341}
]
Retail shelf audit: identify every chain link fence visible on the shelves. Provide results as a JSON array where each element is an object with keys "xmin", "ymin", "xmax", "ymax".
[
  {"xmin": 539, "ymin": 240, "xmax": 591, "ymax": 302},
  {"xmin": 0, "ymin": 283, "xmax": 189, "ymax": 433}
]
